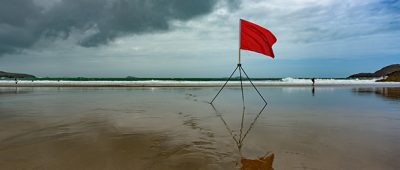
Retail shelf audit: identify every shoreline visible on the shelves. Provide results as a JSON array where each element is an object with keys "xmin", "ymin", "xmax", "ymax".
[{"xmin": 1, "ymin": 80, "xmax": 400, "ymax": 87}]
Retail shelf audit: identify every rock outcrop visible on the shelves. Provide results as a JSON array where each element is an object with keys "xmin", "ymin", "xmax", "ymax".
[
  {"xmin": 377, "ymin": 71, "xmax": 400, "ymax": 82},
  {"xmin": 348, "ymin": 64, "xmax": 400, "ymax": 78}
]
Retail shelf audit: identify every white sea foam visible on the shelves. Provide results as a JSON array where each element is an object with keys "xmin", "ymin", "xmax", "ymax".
[{"xmin": 1, "ymin": 78, "xmax": 400, "ymax": 87}]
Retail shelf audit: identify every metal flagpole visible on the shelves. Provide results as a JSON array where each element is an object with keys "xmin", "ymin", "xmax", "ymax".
[
  {"xmin": 238, "ymin": 20, "xmax": 242, "ymax": 66},
  {"xmin": 209, "ymin": 19, "xmax": 270, "ymax": 152},
  {"xmin": 237, "ymin": 19, "xmax": 246, "ymax": 142},
  {"xmin": 209, "ymin": 19, "xmax": 273, "ymax": 160},
  {"xmin": 210, "ymin": 19, "xmax": 268, "ymax": 105}
]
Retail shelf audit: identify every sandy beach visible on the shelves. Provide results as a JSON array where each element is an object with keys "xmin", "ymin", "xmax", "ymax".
[{"xmin": 1, "ymin": 86, "xmax": 399, "ymax": 169}]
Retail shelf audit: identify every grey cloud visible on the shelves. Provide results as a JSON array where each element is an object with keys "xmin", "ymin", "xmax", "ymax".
[
  {"xmin": 0, "ymin": 0, "xmax": 241, "ymax": 55},
  {"xmin": 226, "ymin": 0, "xmax": 241, "ymax": 11},
  {"xmin": 0, "ymin": 0, "xmax": 43, "ymax": 54},
  {"xmin": 268, "ymin": 1, "xmax": 400, "ymax": 43}
]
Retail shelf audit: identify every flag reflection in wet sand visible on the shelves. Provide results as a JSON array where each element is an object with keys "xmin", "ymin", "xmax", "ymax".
[{"xmin": 211, "ymin": 103, "xmax": 274, "ymax": 170}]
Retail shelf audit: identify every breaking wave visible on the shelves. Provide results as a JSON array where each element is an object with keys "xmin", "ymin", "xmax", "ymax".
[{"xmin": 1, "ymin": 78, "xmax": 399, "ymax": 87}]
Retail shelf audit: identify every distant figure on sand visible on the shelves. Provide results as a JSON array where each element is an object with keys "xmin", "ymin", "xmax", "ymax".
[
  {"xmin": 14, "ymin": 78, "xmax": 18, "ymax": 85},
  {"xmin": 311, "ymin": 78, "xmax": 315, "ymax": 86}
]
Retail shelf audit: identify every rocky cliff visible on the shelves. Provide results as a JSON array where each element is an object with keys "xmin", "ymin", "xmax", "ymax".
[{"xmin": 348, "ymin": 64, "xmax": 400, "ymax": 79}]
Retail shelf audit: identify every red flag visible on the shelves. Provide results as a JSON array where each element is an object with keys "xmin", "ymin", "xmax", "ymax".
[{"xmin": 240, "ymin": 19, "xmax": 277, "ymax": 58}]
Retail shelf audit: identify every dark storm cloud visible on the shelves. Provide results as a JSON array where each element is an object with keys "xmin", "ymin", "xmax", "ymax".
[
  {"xmin": 0, "ymin": 0, "xmax": 43, "ymax": 54},
  {"xmin": 0, "ymin": 0, "xmax": 239, "ymax": 55}
]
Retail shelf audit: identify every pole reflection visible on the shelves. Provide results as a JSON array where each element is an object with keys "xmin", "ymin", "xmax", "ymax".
[{"xmin": 211, "ymin": 103, "xmax": 274, "ymax": 170}]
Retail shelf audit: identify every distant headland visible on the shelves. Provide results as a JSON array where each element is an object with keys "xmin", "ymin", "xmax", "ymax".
[
  {"xmin": 348, "ymin": 64, "xmax": 400, "ymax": 82},
  {"xmin": 0, "ymin": 71, "xmax": 35, "ymax": 78}
]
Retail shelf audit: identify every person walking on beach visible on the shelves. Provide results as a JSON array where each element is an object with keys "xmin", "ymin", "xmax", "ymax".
[
  {"xmin": 311, "ymin": 78, "xmax": 316, "ymax": 96},
  {"xmin": 311, "ymin": 78, "xmax": 315, "ymax": 86}
]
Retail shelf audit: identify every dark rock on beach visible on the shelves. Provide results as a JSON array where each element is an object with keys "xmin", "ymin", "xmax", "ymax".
[
  {"xmin": 0, "ymin": 71, "xmax": 35, "ymax": 78},
  {"xmin": 377, "ymin": 71, "xmax": 400, "ymax": 82}
]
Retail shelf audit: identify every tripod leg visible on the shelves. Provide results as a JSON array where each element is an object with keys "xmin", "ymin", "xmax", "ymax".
[
  {"xmin": 240, "ymin": 66, "xmax": 268, "ymax": 104},
  {"xmin": 210, "ymin": 65, "xmax": 239, "ymax": 104}
]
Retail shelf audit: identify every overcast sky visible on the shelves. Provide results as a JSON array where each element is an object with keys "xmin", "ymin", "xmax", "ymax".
[{"xmin": 1, "ymin": 0, "xmax": 399, "ymax": 78}]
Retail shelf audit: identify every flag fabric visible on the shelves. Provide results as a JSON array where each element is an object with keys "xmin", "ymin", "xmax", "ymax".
[{"xmin": 240, "ymin": 19, "xmax": 277, "ymax": 58}]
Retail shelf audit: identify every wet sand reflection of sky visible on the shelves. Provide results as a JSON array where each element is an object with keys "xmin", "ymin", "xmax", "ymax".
[{"xmin": 1, "ymin": 87, "xmax": 400, "ymax": 169}]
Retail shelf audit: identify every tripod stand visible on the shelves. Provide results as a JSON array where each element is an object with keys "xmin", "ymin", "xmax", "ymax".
[
  {"xmin": 209, "ymin": 61, "xmax": 268, "ymax": 149},
  {"xmin": 209, "ymin": 63, "xmax": 268, "ymax": 105}
]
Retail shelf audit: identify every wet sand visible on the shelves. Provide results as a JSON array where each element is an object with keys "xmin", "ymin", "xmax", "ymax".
[{"xmin": 1, "ymin": 87, "xmax": 400, "ymax": 169}]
